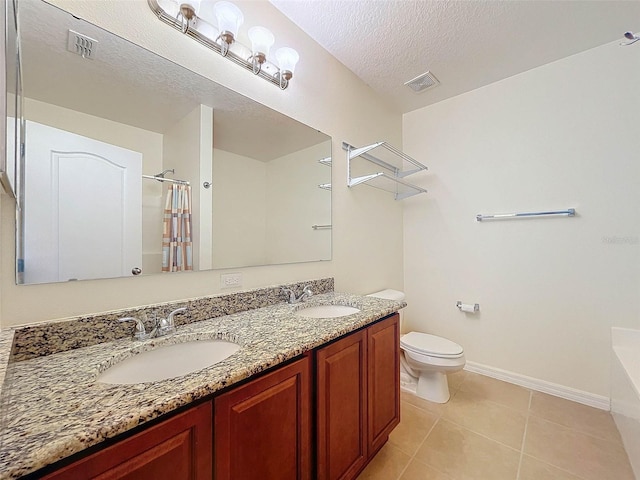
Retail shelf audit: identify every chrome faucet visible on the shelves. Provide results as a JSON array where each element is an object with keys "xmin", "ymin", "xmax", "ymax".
[
  {"xmin": 119, "ymin": 316, "xmax": 151, "ymax": 341},
  {"xmin": 282, "ymin": 285, "xmax": 314, "ymax": 304},
  {"xmin": 155, "ymin": 307, "xmax": 187, "ymax": 337},
  {"xmin": 119, "ymin": 307, "xmax": 187, "ymax": 341}
]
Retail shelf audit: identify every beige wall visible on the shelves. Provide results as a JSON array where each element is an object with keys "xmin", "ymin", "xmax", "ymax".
[
  {"xmin": 0, "ymin": 0, "xmax": 403, "ymax": 327},
  {"xmin": 212, "ymin": 148, "xmax": 268, "ymax": 268},
  {"xmin": 402, "ymin": 40, "xmax": 640, "ymax": 397},
  {"xmin": 212, "ymin": 142, "xmax": 331, "ymax": 268},
  {"xmin": 163, "ymin": 105, "xmax": 211, "ymax": 270},
  {"xmin": 24, "ymin": 97, "xmax": 163, "ymax": 176},
  {"xmin": 265, "ymin": 142, "xmax": 331, "ymax": 264}
]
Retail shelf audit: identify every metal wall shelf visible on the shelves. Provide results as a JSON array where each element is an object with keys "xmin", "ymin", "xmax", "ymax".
[{"xmin": 342, "ymin": 141, "xmax": 428, "ymax": 200}]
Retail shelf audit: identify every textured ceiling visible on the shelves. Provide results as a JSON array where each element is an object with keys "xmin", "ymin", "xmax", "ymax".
[{"xmin": 270, "ymin": 0, "xmax": 640, "ymax": 113}]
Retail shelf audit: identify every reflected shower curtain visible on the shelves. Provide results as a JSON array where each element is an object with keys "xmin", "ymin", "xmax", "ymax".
[{"xmin": 162, "ymin": 184, "xmax": 193, "ymax": 272}]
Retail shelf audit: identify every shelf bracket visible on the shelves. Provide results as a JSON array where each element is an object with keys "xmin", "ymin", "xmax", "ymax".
[{"xmin": 343, "ymin": 141, "xmax": 428, "ymax": 200}]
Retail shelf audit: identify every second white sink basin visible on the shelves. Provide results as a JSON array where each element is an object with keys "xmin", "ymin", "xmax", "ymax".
[
  {"xmin": 295, "ymin": 304, "xmax": 360, "ymax": 318},
  {"xmin": 97, "ymin": 340, "xmax": 240, "ymax": 384}
]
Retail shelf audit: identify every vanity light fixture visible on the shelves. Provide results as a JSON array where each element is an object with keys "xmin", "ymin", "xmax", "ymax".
[
  {"xmin": 275, "ymin": 47, "xmax": 299, "ymax": 89},
  {"xmin": 149, "ymin": 0, "xmax": 300, "ymax": 89},
  {"xmin": 178, "ymin": 0, "xmax": 201, "ymax": 32},
  {"xmin": 212, "ymin": 1, "xmax": 243, "ymax": 56},
  {"xmin": 248, "ymin": 26, "xmax": 275, "ymax": 74}
]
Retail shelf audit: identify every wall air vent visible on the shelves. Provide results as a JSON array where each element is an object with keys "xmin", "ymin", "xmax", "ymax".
[
  {"xmin": 67, "ymin": 30, "xmax": 98, "ymax": 59},
  {"xmin": 404, "ymin": 71, "xmax": 440, "ymax": 93}
]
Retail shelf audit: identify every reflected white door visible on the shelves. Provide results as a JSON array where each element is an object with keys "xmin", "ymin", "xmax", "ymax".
[{"xmin": 23, "ymin": 121, "xmax": 142, "ymax": 284}]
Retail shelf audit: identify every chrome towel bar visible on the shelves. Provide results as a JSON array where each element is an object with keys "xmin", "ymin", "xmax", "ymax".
[
  {"xmin": 142, "ymin": 174, "xmax": 190, "ymax": 186},
  {"xmin": 476, "ymin": 208, "xmax": 575, "ymax": 222}
]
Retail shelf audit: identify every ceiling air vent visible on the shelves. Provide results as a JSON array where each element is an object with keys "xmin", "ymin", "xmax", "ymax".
[
  {"xmin": 404, "ymin": 71, "xmax": 440, "ymax": 93},
  {"xmin": 67, "ymin": 30, "xmax": 98, "ymax": 59}
]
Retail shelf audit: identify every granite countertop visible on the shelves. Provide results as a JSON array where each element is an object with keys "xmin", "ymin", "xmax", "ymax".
[{"xmin": 0, "ymin": 292, "xmax": 404, "ymax": 479}]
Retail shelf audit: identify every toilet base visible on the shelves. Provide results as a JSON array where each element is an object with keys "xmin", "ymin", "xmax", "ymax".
[{"xmin": 416, "ymin": 370, "xmax": 450, "ymax": 404}]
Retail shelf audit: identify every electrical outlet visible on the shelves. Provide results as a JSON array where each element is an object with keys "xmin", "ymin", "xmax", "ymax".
[{"xmin": 221, "ymin": 272, "xmax": 242, "ymax": 289}]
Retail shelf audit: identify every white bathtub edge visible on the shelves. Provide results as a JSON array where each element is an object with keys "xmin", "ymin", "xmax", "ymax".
[
  {"xmin": 613, "ymin": 327, "xmax": 640, "ymax": 350},
  {"xmin": 611, "ymin": 329, "xmax": 640, "ymax": 480}
]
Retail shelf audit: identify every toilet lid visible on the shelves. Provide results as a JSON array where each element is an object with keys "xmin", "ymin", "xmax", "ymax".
[{"xmin": 400, "ymin": 332, "xmax": 464, "ymax": 358}]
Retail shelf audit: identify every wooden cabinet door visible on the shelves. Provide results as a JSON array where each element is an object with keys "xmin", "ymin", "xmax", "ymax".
[
  {"xmin": 42, "ymin": 401, "xmax": 213, "ymax": 480},
  {"xmin": 367, "ymin": 313, "xmax": 400, "ymax": 454},
  {"xmin": 214, "ymin": 356, "xmax": 311, "ymax": 480},
  {"xmin": 316, "ymin": 330, "xmax": 367, "ymax": 480}
]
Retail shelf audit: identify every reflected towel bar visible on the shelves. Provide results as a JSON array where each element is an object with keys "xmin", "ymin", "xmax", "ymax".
[
  {"xmin": 476, "ymin": 208, "xmax": 575, "ymax": 222},
  {"xmin": 142, "ymin": 175, "xmax": 190, "ymax": 186},
  {"xmin": 312, "ymin": 224, "xmax": 332, "ymax": 230}
]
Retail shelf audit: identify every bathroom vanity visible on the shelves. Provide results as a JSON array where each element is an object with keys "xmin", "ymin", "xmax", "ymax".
[{"xmin": 0, "ymin": 282, "xmax": 403, "ymax": 480}]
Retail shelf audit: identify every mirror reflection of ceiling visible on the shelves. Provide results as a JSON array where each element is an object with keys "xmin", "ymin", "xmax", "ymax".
[{"xmin": 19, "ymin": 0, "xmax": 327, "ymax": 162}]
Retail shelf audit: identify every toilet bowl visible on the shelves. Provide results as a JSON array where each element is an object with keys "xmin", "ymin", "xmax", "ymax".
[
  {"xmin": 367, "ymin": 289, "xmax": 466, "ymax": 404},
  {"xmin": 400, "ymin": 331, "xmax": 465, "ymax": 403}
]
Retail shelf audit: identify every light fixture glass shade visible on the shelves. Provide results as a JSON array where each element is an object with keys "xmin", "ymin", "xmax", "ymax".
[
  {"xmin": 179, "ymin": 0, "xmax": 201, "ymax": 18},
  {"xmin": 193, "ymin": 16, "xmax": 217, "ymax": 40},
  {"xmin": 213, "ymin": 1, "xmax": 244, "ymax": 38},
  {"xmin": 275, "ymin": 47, "xmax": 299, "ymax": 75},
  {"xmin": 157, "ymin": 0, "xmax": 181, "ymax": 17},
  {"xmin": 248, "ymin": 26, "xmax": 275, "ymax": 58}
]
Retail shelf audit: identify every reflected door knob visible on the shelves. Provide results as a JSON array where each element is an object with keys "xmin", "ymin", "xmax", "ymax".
[{"xmin": 131, "ymin": 267, "xmax": 142, "ymax": 275}]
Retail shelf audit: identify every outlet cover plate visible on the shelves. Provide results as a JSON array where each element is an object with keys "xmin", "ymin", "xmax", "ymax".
[{"xmin": 220, "ymin": 273, "xmax": 242, "ymax": 289}]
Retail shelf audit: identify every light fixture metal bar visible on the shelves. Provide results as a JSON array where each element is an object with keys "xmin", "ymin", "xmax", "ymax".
[{"xmin": 147, "ymin": 0, "xmax": 284, "ymax": 88}]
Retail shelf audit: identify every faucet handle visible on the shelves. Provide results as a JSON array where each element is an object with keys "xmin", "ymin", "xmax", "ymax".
[
  {"xmin": 302, "ymin": 285, "xmax": 313, "ymax": 296},
  {"xmin": 155, "ymin": 307, "xmax": 187, "ymax": 336},
  {"xmin": 168, "ymin": 307, "xmax": 187, "ymax": 319},
  {"xmin": 166, "ymin": 307, "xmax": 187, "ymax": 327},
  {"xmin": 119, "ymin": 316, "xmax": 149, "ymax": 341},
  {"xmin": 281, "ymin": 287, "xmax": 296, "ymax": 303}
]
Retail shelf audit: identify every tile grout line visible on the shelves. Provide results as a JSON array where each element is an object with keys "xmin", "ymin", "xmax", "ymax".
[
  {"xmin": 396, "ymin": 416, "xmax": 445, "ymax": 480},
  {"xmin": 434, "ymin": 416, "xmax": 521, "ymax": 454},
  {"xmin": 523, "ymin": 454, "xmax": 591, "ymax": 480},
  {"xmin": 515, "ymin": 390, "xmax": 533, "ymax": 480},
  {"xmin": 526, "ymin": 410, "xmax": 624, "ymax": 446},
  {"xmin": 435, "ymin": 385, "xmax": 527, "ymax": 455}
]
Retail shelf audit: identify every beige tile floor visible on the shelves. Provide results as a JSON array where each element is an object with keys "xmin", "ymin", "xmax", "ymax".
[{"xmin": 358, "ymin": 371, "xmax": 635, "ymax": 480}]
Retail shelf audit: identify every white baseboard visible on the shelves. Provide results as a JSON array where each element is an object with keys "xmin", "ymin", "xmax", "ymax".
[
  {"xmin": 400, "ymin": 370, "xmax": 417, "ymax": 393},
  {"xmin": 464, "ymin": 361, "xmax": 611, "ymax": 411}
]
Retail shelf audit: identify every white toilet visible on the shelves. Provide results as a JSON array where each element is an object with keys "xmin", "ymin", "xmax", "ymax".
[{"xmin": 368, "ymin": 289, "xmax": 465, "ymax": 404}]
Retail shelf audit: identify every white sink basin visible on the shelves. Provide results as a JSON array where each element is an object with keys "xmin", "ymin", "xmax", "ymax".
[
  {"xmin": 97, "ymin": 340, "xmax": 240, "ymax": 384},
  {"xmin": 295, "ymin": 304, "xmax": 360, "ymax": 318}
]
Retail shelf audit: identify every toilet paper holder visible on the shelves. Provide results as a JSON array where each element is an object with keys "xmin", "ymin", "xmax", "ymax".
[{"xmin": 456, "ymin": 301, "xmax": 480, "ymax": 313}]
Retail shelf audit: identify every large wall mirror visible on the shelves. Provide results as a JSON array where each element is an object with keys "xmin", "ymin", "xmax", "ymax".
[
  {"xmin": 10, "ymin": 0, "xmax": 331, "ymax": 285},
  {"xmin": 2, "ymin": 0, "xmax": 21, "ymax": 201}
]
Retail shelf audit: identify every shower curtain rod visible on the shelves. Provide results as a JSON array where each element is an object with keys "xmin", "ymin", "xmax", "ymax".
[{"xmin": 142, "ymin": 174, "xmax": 190, "ymax": 186}]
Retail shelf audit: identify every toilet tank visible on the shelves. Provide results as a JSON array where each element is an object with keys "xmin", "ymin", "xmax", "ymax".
[
  {"xmin": 367, "ymin": 289, "xmax": 406, "ymax": 302},
  {"xmin": 367, "ymin": 289, "xmax": 406, "ymax": 331}
]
